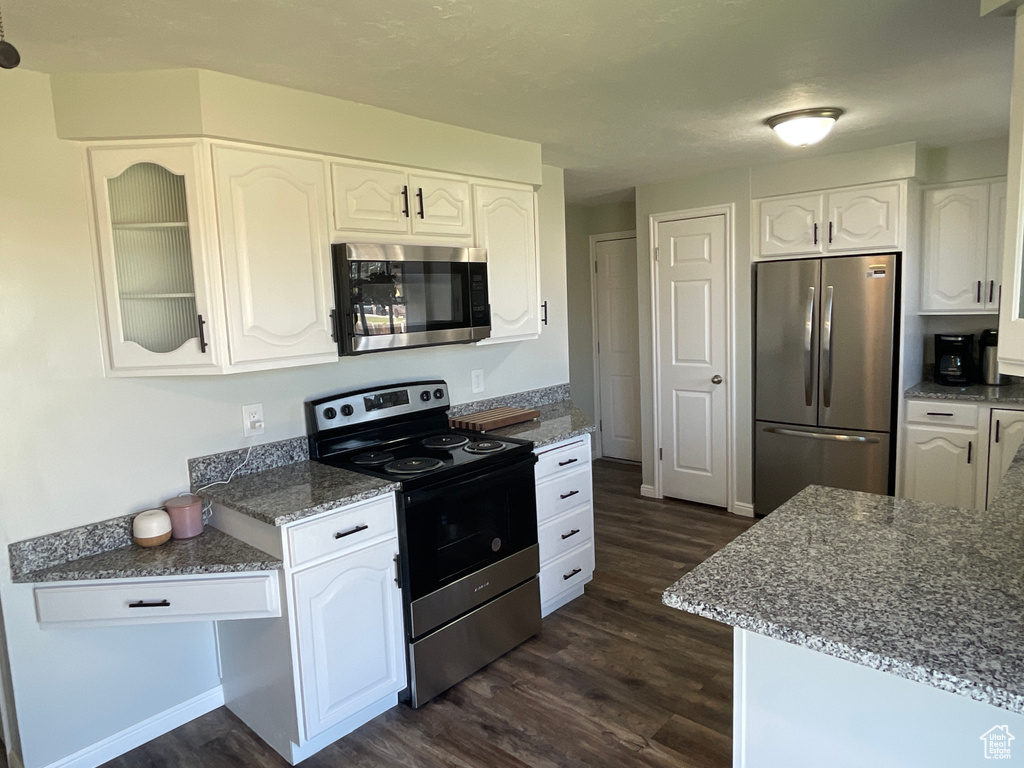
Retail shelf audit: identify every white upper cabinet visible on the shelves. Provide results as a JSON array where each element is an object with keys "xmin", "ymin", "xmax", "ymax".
[
  {"xmin": 331, "ymin": 161, "xmax": 473, "ymax": 240},
  {"xmin": 473, "ymin": 183, "xmax": 541, "ymax": 343},
  {"xmin": 754, "ymin": 182, "xmax": 902, "ymax": 259},
  {"xmin": 920, "ymin": 179, "xmax": 1005, "ymax": 314},
  {"xmin": 212, "ymin": 145, "xmax": 338, "ymax": 367},
  {"xmin": 89, "ymin": 143, "xmax": 223, "ymax": 374}
]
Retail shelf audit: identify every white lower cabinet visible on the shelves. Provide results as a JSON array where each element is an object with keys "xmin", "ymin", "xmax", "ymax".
[
  {"xmin": 985, "ymin": 408, "xmax": 1024, "ymax": 506},
  {"xmin": 534, "ymin": 434, "xmax": 595, "ymax": 616},
  {"xmin": 903, "ymin": 424, "xmax": 978, "ymax": 509},
  {"xmin": 211, "ymin": 494, "xmax": 404, "ymax": 765}
]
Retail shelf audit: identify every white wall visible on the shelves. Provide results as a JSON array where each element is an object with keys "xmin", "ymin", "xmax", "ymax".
[{"xmin": 0, "ymin": 69, "xmax": 568, "ymax": 767}]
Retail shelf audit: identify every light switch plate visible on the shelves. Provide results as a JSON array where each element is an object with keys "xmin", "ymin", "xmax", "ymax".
[{"xmin": 471, "ymin": 369, "xmax": 485, "ymax": 394}]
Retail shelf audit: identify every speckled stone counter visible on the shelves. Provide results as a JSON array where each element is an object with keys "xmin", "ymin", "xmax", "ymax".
[
  {"xmin": 13, "ymin": 527, "xmax": 281, "ymax": 584},
  {"xmin": 663, "ymin": 484, "xmax": 1024, "ymax": 714},
  {"xmin": 485, "ymin": 400, "xmax": 595, "ymax": 448},
  {"xmin": 905, "ymin": 379, "xmax": 1024, "ymax": 403},
  {"xmin": 195, "ymin": 460, "xmax": 398, "ymax": 526}
]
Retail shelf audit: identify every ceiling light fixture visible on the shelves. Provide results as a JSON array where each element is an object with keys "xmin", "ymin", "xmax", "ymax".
[{"xmin": 765, "ymin": 108, "xmax": 844, "ymax": 147}]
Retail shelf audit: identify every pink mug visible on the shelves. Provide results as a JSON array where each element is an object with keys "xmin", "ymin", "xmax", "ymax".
[{"xmin": 164, "ymin": 495, "xmax": 204, "ymax": 539}]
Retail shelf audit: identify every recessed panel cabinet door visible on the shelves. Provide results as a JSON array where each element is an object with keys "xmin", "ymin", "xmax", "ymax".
[
  {"xmin": 920, "ymin": 184, "xmax": 990, "ymax": 313},
  {"xmin": 292, "ymin": 541, "xmax": 405, "ymax": 741},
  {"xmin": 330, "ymin": 162, "xmax": 409, "ymax": 234},
  {"xmin": 409, "ymin": 174, "xmax": 473, "ymax": 238},
  {"xmin": 213, "ymin": 146, "xmax": 337, "ymax": 366},
  {"xmin": 825, "ymin": 184, "xmax": 901, "ymax": 252},
  {"xmin": 903, "ymin": 425, "xmax": 977, "ymax": 508},
  {"xmin": 757, "ymin": 194, "xmax": 823, "ymax": 257},
  {"xmin": 473, "ymin": 183, "xmax": 540, "ymax": 342}
]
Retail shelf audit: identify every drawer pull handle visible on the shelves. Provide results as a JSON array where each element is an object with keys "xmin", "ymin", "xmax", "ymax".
[
  {"xmin": 926, "ymin": 412, "xmax": 954, "ymax": 417},
  {"xmin": 558, "ymin": 458, "xmax": 578, "ymax": 466},
  {"xmin": 559, "ymin": 490, "xmax": 580, "ymax": 500},
  {"xmin": 563, "ymin": 567, "xmax": 582, "ymax": 581},
  {"xmin": 129, "ymin": 600, "xmax": 170, "ymax": 608},
  {"xmin": 561, "ymin": 528, "xmax": 581, "ymax": 540},
  {"xmin": 335, "ymin": 524, "xmax": 369, "ymax": 539}
]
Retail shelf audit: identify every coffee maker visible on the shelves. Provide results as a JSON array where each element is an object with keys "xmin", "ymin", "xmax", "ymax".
[{"xmin": 934, "ymin": 334, "xmax": 974, "ymax": 386}]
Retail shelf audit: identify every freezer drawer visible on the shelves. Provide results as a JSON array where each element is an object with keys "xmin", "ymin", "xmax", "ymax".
[{"xmin": 755, "ymin": 422, "xmax": 891, "ymax": 516}]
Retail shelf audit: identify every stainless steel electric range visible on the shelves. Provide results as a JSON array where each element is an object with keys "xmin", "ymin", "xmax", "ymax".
[{"xmin": 305, "ymin": 380, "xmax": 541, "ymax": 707}]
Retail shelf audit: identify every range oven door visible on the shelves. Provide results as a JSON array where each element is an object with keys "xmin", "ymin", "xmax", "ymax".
[
  {"xmin": 333, "ymin": 243, "xmax": 491, "ymax": 354},
  {"xmin": 402, "ymin": 455, "xmax": 538, "ymax": 638}
]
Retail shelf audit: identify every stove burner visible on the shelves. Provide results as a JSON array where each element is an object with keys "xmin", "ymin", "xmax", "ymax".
[
  {"xmin": 384, "ymin": 457, "xmax": 445, "ymax": 475},
  {"xmin": 464, "ymin": 440, "xmax": 506, "ymax": 455},
  {"xmin": 421, "ymin": 434, "xmax": 470, "ymax": 450},
  {"xmin": 351, "ymin": 451, "xmax": 395, "ymax": 466}
]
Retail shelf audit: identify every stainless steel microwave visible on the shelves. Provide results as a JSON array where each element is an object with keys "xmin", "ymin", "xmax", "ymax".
[{"xmin": 331, "ymin": 243, "xmax": 491, "ymax": 355}]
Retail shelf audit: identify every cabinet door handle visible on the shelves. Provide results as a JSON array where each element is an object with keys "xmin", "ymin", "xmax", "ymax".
[
  {"xmin": 416, "ymin": 188, "xmax": 425, "ymax": 219},
  {"xmin": 828, "ymin": 221, "xmax": 834, "ymax": 244},
  {"xmin": 990, "ymin": 280, "xmax": 995, "ymax": 303},
  {"xmin": 563, "ymin": 567, "xmax": 582, "ymax": 581},
  {"xmin": 129, "ymin": 599, "xmax": 170, "ymax": 608},
  {"xmin": 393, "ymin": 554, "xmax": 402, "ymax": 586},
  {"xmin": 926, "ymin": 412, "xmax": 954, "ymax": 417},
  {"xmin": 335, "ymin": 524, "xmax": 369, "ymax": 539},
  {"xmin": 560, "ymin": 490, "xmax": 580, "ymax": 500},
  {"xmin": 541, "ymin": 300, "xmax": 548, "ymax": 326},
  {"xmin": 197, "ymin": 314, "xmax": 208, "ymax": 353},
  {"xmin": 558, "ymin": 458, "xmax": 578, "ymax": 467},
  {"xmin": 401, "ymin": 185, "xmax": 410, "ymax": 218},
  {"xmin": 977, "ymin": 280, "xmax": 982, "ymax": 303},
  {"xmin": 968, "ymin": 440, "xmax": 973, "ymax": 465},
  {"xmin": 561, "ymin": 528, "xmax": 581, "ymax": 540},
  {"xmin": 996, "ymin": 420, "xmax": 1001, "ymax": 444},
  {"xmin": 813, "ymin": 222, "xmax": 818, "ymax": 245},
  {"xmin": 329, "ymin": 309, "xmax": 338, "ymax": 343}
]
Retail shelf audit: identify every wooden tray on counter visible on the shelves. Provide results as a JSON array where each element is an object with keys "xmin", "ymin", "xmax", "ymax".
[{"xmin": 449, "ymin": 406, "xmax": 540, "ymax": 432}]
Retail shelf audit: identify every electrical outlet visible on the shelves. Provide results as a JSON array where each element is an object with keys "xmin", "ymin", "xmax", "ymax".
[
  {"xmin": 471, "ymin": 369, "xmax": 485, "ymax": 394},
  {"xmin": 242, "ymin": 403, "xmax": 265, "ymax": 437}
]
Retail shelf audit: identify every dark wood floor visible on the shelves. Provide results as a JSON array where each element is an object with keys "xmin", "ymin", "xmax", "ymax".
[{"xmin": 101, "ymin": 460, "xmax": 756, "ymax": 767}]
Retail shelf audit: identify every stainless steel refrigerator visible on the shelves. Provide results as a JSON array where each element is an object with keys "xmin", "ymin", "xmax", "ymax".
[{"xmin": 754, "ymin": 254, "xmax": 898, "ymax": 515}]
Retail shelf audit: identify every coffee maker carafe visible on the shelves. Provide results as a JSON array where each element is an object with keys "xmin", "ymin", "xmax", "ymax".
[{"xmin": 934, "ymin": 334, "xmax": 974, "ymax": 386}]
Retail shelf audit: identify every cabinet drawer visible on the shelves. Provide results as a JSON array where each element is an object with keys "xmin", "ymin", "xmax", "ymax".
[
  {"xmin": 535, "ymin": 436, "xmax": 591, "ymax": 482},
  {"xmin": 35, "ymin": 572, "xmax": 281, "ymax": 627},
  {"xmin": 905, "ymin": 400, "xmax": 978, "ymax": 428},
  {"xmin": 539, "ymin": 543, "xmax": 595, "ymax": 605},
  {"xmin": 538, "ymin": 505, "xmax": 594, "ymax": 565},
  {"xmin": 536, "ymin": 466, "xmax": 593, "ymax": 523},
  {"xmin": 287, "ymin": 495, "xmax": 396, "ymax": 568}
]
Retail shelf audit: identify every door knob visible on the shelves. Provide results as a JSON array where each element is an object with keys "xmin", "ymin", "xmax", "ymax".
[{"xmin": 711, "ymin": 375, "xmax": 723, "ymax": 385}]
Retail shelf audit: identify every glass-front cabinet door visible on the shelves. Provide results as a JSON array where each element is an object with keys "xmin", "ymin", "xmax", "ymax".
[{"xmin": 89, "ymin": 143, "xmax": 220, "ymax": 374}]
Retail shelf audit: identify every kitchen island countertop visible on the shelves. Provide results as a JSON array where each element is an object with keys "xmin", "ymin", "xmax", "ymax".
[{"xmin": 663, "ymin": 479, "xmax": 1024, "ymax": 714}]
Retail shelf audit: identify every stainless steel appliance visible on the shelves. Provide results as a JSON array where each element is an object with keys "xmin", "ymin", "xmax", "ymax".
[
  {"xmin": 331, "ymin": 244, "xmax": 490, "ymax": 354},
  {"xmin": 754, "ymin": 254, "xmax": 899, "ymax": 515},
  {"xmin": 979, "ymin": 329, "xmax": 1007, "ymax": 386},
  {"xmin": 306, "ymin": 380, "xmax": 540, "ymax": 707},
  {"xmin": 934, "ymin": 334, "xmax": 975, "ymax": 386}
]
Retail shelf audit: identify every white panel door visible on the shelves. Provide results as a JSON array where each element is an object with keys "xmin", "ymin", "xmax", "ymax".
[
  {"xmin": 473, "ymin": 183, "xmax": 540, "ymax": 342},
  {"xmin": 987, "ymin": 181, "xmax": 1007, "ymax": 312},
  {"xmin": 986, "ymin": 408, "xmax": 1024, "ymax": 507},
  {"xmin": 292, "ymin": 540, "xmax": 405, "ymax": 741},
  {"xmin": 825, "ymin": 183, "xmax": 901, "ymax": 252},
  {"xmin": 903, "ymin": 425, "xmax": 977, "ymax": 508},
  {"xmin": 213, "ymin": 146, "xmax": 337, "ymax": 366},
  {"xmin": 920, "ymin": 184, "xmax": 989, "ymax": 313},
  {"xmin": 656, "ymin": 215, "xmax": 728, "ymax": 506},
  {"xmin": 330, "ymin": 161, "xmax": 409, "ymax": 234},
  {"xmin": 595, "ymin": 237, "xmax": 641, "ymax": 461},
  {"xmin": 408, "ymin": 174, "xmax": 473, "ymax": 238},
  {"xmin": 756, "ymin": 194, "xmax": 823, "ymax": 258}
]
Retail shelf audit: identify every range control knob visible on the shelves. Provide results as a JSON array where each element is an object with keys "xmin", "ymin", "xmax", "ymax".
[
  {"xmin": 340, "ymin": 404, "xmax": 354, "ymax": 417},
  {"xmin": 420, "ymin": 391, "xmax": 431, "ymax": 402},
  {"xmin": 433, "ymin": 388, "xmax": 445, "ymax": 400},
  {"xmin": 323, "ymin": 407, "xmax": 337, "ymax": 420}
]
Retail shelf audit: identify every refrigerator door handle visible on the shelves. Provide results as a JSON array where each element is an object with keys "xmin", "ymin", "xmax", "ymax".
[
  {"xmin": 822, "ymin": 285, "xmax": 835, "ymax": 409},
  {"xmin": 763, "ymin": 427, "xmax": 882, "ymax": 444},
  {"xmin": 804, "ymin": 286, "xmax": 815, "ymax": 407}
]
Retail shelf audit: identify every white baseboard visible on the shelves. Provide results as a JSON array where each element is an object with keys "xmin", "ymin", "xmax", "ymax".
[
  {"xmin": 639, "ymin": 484, "xmax": 659, "ymax": 499},
  {"xmin": 43, "ymin": 687, "xmax": 224, "ymax": 768},
  {"xmin": 730, "ymin": 501, "xmax": 755, "ymax": 518}
]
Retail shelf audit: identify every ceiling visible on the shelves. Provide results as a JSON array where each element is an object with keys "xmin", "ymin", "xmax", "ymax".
[{"xmin": 5, "ymin": 0, "xmax": 1017, "ymax": 203}]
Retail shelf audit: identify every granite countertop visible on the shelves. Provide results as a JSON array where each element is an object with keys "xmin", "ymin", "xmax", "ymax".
[
  {"xmin": 14, "ymin": 527, "xmax": 281, "ymax": 584},
  {"xmin": 905, "ymin": 379, "xmax": 1024, "ymax": 403},
  {"xmin": 485, "ymin": 400, "xmax": 595, "ymax": 448},
  {"xmin": 663, "ymin": 482, "xmax": 1024, "ymax": 714},
  {"xmin": 195, "ymin": 460, "xmax": 399, "ymax": 526}
]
